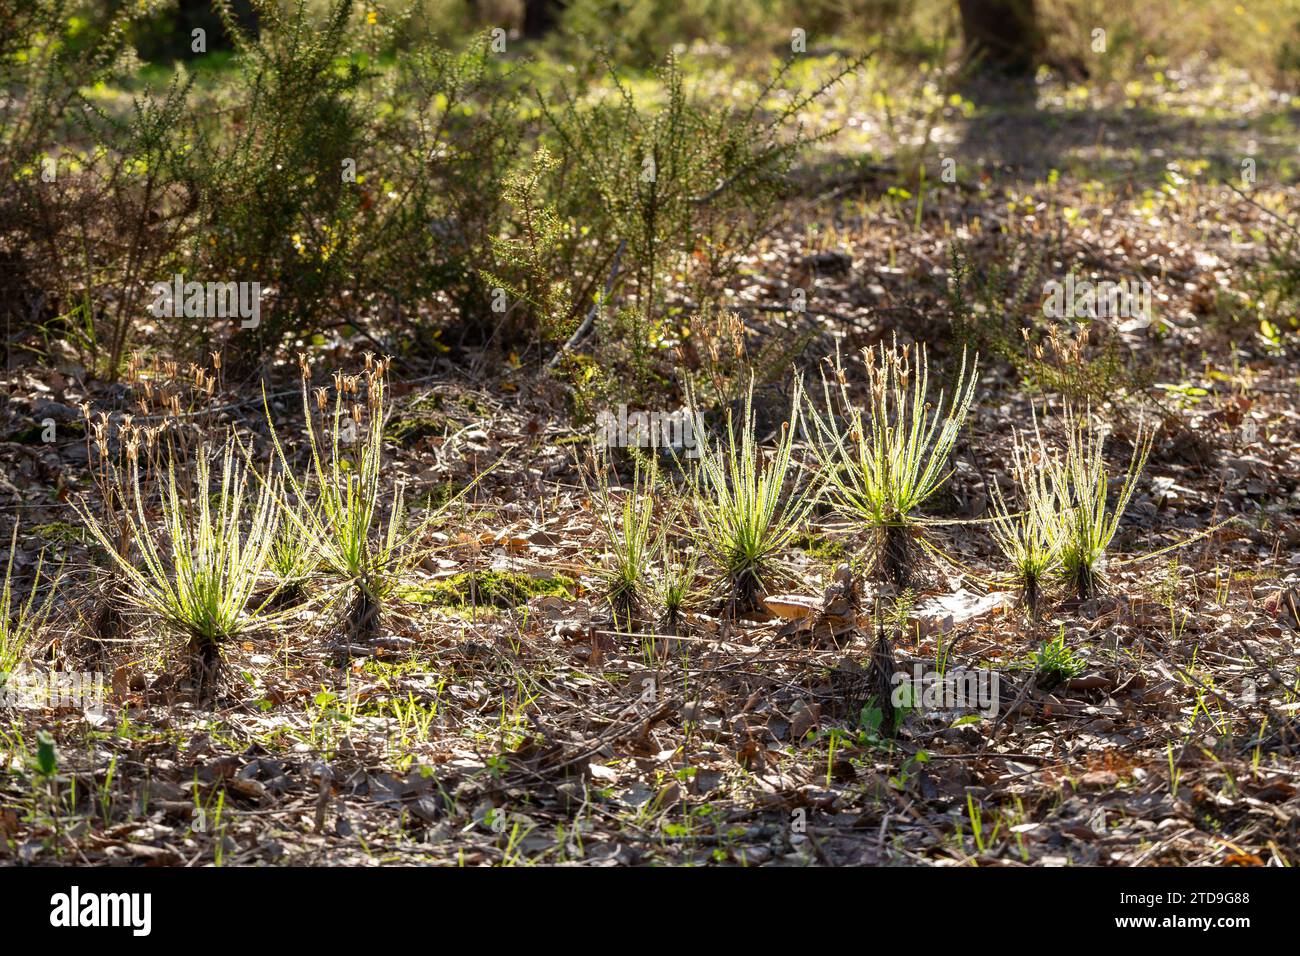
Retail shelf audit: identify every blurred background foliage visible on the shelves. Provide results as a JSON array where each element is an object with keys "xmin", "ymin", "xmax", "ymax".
[{"xmin": 1, "ymin": 0, "xmax": 1297, "ymax": 393}]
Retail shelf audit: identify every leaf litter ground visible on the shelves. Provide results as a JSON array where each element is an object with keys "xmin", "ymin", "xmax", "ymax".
[{"xmin": 2, "ymin": 60, "xmax": 1299, "ymax": 867}]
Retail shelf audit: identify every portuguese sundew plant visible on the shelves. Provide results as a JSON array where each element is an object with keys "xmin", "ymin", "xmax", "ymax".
[
  {"xmin": 804, "ymin": 336, "xmax": 978, "ymax": 586},
  {"xmin": 266, "ymin": 356, "xmax": 408, "ymax": 642},
  {"xmin": 687, "ymin": 380, "xmax": 814, "ymax": 615},
  {"xmin": 597, "ymin": 454, "xmax": 663, "ymax": 629},
  {"xmin": 0, "ymin": 526, "xmax": 57, "ymax": 696},
  {"xmin": 74, "ymin": 435, "xmax": 280, "ymax": 697},
  {"xmin": 989, "ymin": 412, "xmax": 1071, "ymax": 617},
  {"xmin": 1055, "ymin": 405, "xmax": 1154, "ymax": 600}
]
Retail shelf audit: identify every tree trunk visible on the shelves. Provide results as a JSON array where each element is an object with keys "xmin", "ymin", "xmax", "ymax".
[
  {"xmin": 957, "ymin": 0, "xmax": 1039, "ymax": 77},
  {"xmin": 522, "ymin": 0, "xmax": 564, "ymax": 38}
]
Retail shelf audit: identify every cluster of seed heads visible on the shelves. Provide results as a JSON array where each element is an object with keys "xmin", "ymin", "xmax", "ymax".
[
  {"xmin": 123, "ymin": 350, "xmax": 223, "ymax": 418},
  {"xmin": 302, "ymin": 352, "xmax": 391, "ymax": 438},
  {"xmin": 82, "ymin": 408, "xmax": 171, "ymax": 465}
]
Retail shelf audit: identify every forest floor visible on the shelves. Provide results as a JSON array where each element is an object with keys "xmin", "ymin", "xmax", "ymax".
[{"xmin": 2, "ymin": 56, "xmax": 1299, "ymax": 866}]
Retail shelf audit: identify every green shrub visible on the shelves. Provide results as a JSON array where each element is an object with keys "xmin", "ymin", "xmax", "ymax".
[
  {"xmin": 368, "ymin": 31, "xmax": 525, "ymax": 349},
  {"xmin": 181, "ymin": 0, "xmax": 366, "ymax": 368},
  {"xmin": 168, "ymin": 15, "xmax": 525, "ymax": 368},
  {"xmin": 3, "ymin": 4, "xmax": 862, "ymax": 382},
  {"xmin": 0, "ymin": 0, "xmax": 170, "ymax": 377},
  {"xmin": 494, "ymin": 51, "xmax": 864, "ymax": 370}
]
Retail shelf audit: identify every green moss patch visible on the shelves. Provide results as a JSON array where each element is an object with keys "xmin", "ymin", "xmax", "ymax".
[{"xmin": 403, "ymin": 570, "xmax": 579, "ymax": 609}]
